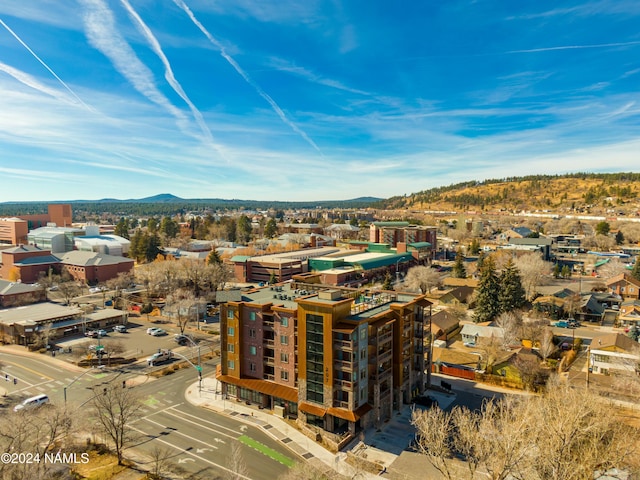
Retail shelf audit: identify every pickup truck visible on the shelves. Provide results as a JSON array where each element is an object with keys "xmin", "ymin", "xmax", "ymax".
[{"xmin": 147, "ymin": 349, "xmax": 173, "ymax": 366}]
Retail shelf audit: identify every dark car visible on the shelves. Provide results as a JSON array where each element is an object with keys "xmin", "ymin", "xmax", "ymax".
[
  {"xmin": 413, "ymin": 395, "xmax": 438, "ymax": 408},
  {"xmin": 174, "ymin": 334, "xmax": 194, "ymax": 345}
]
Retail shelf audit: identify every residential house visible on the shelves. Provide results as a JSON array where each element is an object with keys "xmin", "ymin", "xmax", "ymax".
[
  {"xmin": 430, "ymin": 309, "xmax": 461, "ymax": 342},
  {"xmin": 618, "ymin": 300, "xmax": 640, "ymax": 329},
  {"xmin": 460, "ymin": 324, "xmax": 504, "ymax": 347},
  {"xmin": 589, "ymin": 333, "xmax": 639, "ymax": 376},
  {"xmin": 606, "ymin": 273, "xmax": 640, "ymax": 300}
]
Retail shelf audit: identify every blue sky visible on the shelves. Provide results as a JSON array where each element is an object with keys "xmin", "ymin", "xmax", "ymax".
[{"xmin": 1, "ymin": 1, "xmax": 639, "ymax": 202}]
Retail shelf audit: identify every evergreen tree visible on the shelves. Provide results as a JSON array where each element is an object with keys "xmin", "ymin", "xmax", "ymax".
[
  {"xmin": 631, "ymin": 256, "xmax": 640, "ymax": 281},
  {"xmin": 129, "ymin": 230, "xmax": 145, "ymax": 263},
  {"xmin": 145, "ymin": 233, "xmax": 161, "ymax": 262},
  {"xmin": 615, "ymin": 230, "xmax": 624, "ymax": 245},
  {"xmin": 264, "ymin": 218, "xmax": 278, "ymax": 238},
  {"xmin": 207, "ymin": 249, "xmax": 222, "ymax": 265},
  {"xmin": 474, "ymin": 257, "xmax": 501, "ymax": 323},
  {"xmin": 114, "ymin": 217, "xmax": 129, "ymax": 239},
  {"xmin": 499, "ymin": 259, "xmax": 526, "ymax": 312},
  {"xmin": 452, "ymin": 250, "xmax": 467, "ymax": 278},
  {"xmin": 561, "ymin": 265, "xmax": 571, "ymax": 278}
]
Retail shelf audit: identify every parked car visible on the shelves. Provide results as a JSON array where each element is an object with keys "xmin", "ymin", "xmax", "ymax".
[
  {"xmin": 174, "ymin": 334, "xmax": 194, "ymax": 345},
  {"xmin": 89, "ymin": 286, "xmax": 106, "ymax": 294},
  {"xmin": 568, "ymin": 319, "xmax": 581, "ymax": 328},
  {"xmin": 85, "ymin": 330, "xmax": 98, "ymax": 338},
  {"xmin": 150, "ymin": 328, "xmax": 167, "ymax": 336},
  {"xmin": 147, "ymin": 327, "xmax": 161, "ymax": 335},
  {"xmin": 113, "ymin": 325, "xmax": 127, "ymax": 333},
  {"xmin": 413, "ymin": 395, "xmax": 438, "ymax": 408},
  {"xmin": 96, "ymin": 329, "xmax": 108, "ymax": 337},
  {"xmin": 554, "ymin": 320, "xmax": 570, "ymax": 328}
]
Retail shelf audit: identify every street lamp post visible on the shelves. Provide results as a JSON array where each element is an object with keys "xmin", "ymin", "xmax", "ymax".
[
  {"xmin": 175, "ymin": 337, "xmax": 202, "ymax": 392},
  {"xmin": 64, "ymin": 365, "xmax": 105, "ymax": 405}
]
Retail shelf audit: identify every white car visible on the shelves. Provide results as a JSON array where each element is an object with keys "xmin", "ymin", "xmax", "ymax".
[
  {"xmin": 150, "ymin": 328, "xmax": 167, "ymax": 336},
  {"xmin": 147, "ymin": 327, "xmax": 161, "ymax": 335}
]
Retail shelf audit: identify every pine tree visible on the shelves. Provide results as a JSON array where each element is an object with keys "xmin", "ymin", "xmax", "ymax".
[
  {"xmin": 499, "ymin": 259, "xmax": 526, "ymax": 312},
  {"xmin": 207, "ymin": 249, "xmax": 222, "ymax": 265},
  {"xmin": 452, "ymin": 250, "xmax": 467, "ymax": 278},
  {"xmin": 474, "ymin": 257, "xmax": 501, "ymax": 323}
]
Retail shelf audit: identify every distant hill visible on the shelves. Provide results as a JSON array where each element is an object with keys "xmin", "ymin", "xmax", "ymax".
[{"xmin": 381, "ymin": 172, "xmax": 640, "ymax": 214}]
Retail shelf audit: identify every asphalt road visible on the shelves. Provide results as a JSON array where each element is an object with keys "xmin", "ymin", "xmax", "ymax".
[
  {"xmin": 129, "ymin": 366, "xmax": 300, "ymax": 480},
  {"xmin": 0, "ymin": 349, "xmax": 299, "ymax": 480}
]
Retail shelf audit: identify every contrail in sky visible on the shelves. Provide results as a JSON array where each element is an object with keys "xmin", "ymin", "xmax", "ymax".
[
  {"xmin": 173, "ymin": 0, "xmax": 322, "ymax": 154},
  {"xmin": 0, "ymin": 17, "xmax": 94, "ymax": 111},
  {"xmin": 507, "ymin": 40, "xmax": 640, "ymax": 54},
  {"xmin": 120, "ymin": 0, "xmax": 217, "ymax": 146}
]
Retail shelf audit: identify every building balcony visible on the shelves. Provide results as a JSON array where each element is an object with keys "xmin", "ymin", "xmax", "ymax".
[
  {"xmin": 334, "ymin": 379, "xmax": 355, "ymax": 390},
  {"xmin": 264, "ymin": 338, "xmax": 275, "ymax": 347},
  {"xmin": 334, "ymin": 359, "xmax": 355, "ymax": 371},
  {"xmin": 376, "ymin": 348, "xmax": 392, "ymax": 363},
  {"xmin": 333, "ymin": 400, "xmax": 350, "ymax": 409},
  {"xmin": 369, "ymin": 330, "xmax": 393, "ymax": 346},
  {"xmin": 263, "ymin": 356, "xmax": 274, "ymax": 365},
  {"xmin": 334, "ymin": 340, "xmax": 354, "ymax": 351}
]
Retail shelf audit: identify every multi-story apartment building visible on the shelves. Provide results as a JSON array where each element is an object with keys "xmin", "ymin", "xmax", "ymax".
[
  {"xmin": 369, "ymin": 221, "xmax": 438, "ymax": 253},
  {"xmin": 218, "ymin": 281, "xmax": 431, "ymax": 443}
]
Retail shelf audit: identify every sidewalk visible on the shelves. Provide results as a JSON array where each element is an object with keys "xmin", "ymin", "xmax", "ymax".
[{"xmin": 183, "ymin": 376, "xmax": 441, "ymax": 478}]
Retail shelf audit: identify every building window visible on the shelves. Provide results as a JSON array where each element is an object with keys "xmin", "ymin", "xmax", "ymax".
[
  {"xmin": 249, "ymin": 328, "xmax": 256, "ymax": 338},
  {"xmin": 249, "ymin": 346, "xmax": 257, "ymax": 355},
  {"xmin": 227, "ymin": 327, "xmax": 235, "ymax": 336},
  {"xmin": 281, "ymin": 371, "xmax": 289, "ymax": 381},
  {"xmin": 280, "ymin": 352, "xmax": 289, "ymax": 363},
  {"xmin": 228, "ymin": 344, "xmax": 235, "ymax": 353},
  {"xmin": 228, "ymin": 360, "xmax": 235, "ymax": 369},
  {"xmin": 249, "ymin": 312, "xmax": 256, "ymax": 321},
  {"xmin": 250, "ymin": 362, "xmax": 256, "ymax": 372},
  {"xmin": 360, "ymin": 348, "xmax": 366, "ymax": 360},
  {"xmin": 281, "ymin": 317, "xmax": 288, "ymax": 327},
  {"xmin": 306, "ymin": 313, "xmax": 324, "ymax": 403},
  {"xmin": 280, "ymin": 335, "xmax": 289, "ymax": 345},
  {"xmin": 227, "ymin": 309, "xmax": 234, "ymax": 319}
]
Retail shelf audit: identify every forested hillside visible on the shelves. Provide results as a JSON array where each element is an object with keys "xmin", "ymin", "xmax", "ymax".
[{"xmin": 381, "ymin": 173, "xmax": 640, "ymax": 213}]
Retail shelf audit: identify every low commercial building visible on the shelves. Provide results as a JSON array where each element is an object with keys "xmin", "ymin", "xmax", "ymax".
[{"xmin": 0, "ymin": 302, "xmax": 125, "ymax": 346}]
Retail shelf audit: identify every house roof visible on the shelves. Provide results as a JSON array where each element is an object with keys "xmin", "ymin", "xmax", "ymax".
[
  {"xmin": 431, "ymin": 310, "xmax": 461, "ymax": 333},
  {"xmin": 14, "ymin": 254, "xmax": 61, "ymax": 266},
  {"xmin": 460, "ymin": 324, "xmax": 504, "ymax": 338},
  {"xmin": 509, "ymin": 237, "xmax": 553, "ymax": 246},
  {"xmin": 442, "ymin": 277, "xmax": 479, "ymax": 288},
  {"xmin": 605, "ymin": 272, "xmax": 640, "ymax": 288},
  {"xmin": 432, "ymin": 347, "xmax": 479, "ymax": 368},
  {"xmin": 590, "ymin": 332, "xmax": 638, "ymax": 353},
  {"xmin": 440, "ymin": 286, "xmax": 475, "ymax": 304}
]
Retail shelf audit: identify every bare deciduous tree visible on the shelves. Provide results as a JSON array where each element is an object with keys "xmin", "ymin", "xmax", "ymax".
[
  {"xmin": 514, "ymin": 252, "xmax": 552, "ymax": 301},
  {"xmin": 412, "ymin": 381, "xmax": 640, "ymax": 480},
  {"xmin": 90, "ymin": 384, "xmax": 143, "ymax": 465},
  {"xmin": 0, "ymin": 406, "xmax": 74, "ymax": 480},
  {"xmin": 494, "ymin": 311, "xmax": 521, "ymax": 349},
  {"xmin": 403, "ymin": 266, "xmax": 441, "ymax": 294},
  {"xmin": 538, "ymin": 327, "xmax": 557, "ymax": 364}
]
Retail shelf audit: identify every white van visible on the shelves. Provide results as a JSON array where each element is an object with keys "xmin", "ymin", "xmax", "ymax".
[{"xmin": 13, "ymin": 394, "xmax": 49, "ymax": 412}]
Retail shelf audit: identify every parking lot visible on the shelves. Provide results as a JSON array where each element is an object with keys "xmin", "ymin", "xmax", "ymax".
[{"xmin": 51, "ymin": 317, "xmax": 219, "ymax": 365}]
